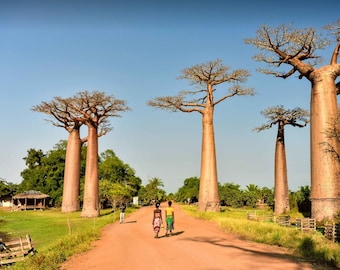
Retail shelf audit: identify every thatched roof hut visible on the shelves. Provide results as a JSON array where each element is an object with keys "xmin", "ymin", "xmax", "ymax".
[{"xmin": 12, "ymin": 190, "xmax": 50, "ymax": 210}]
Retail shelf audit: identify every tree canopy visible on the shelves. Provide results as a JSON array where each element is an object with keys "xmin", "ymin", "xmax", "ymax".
[{"xmin": 254, "ymin": 106, "xmax": 309, "ymax": 132}]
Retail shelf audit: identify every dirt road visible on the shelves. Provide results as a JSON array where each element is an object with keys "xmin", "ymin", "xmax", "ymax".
[{"xmin": 60, "ymin": 203, "xmax": 327, "ymax": 270}]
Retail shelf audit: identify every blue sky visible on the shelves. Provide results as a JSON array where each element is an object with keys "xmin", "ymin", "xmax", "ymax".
[{"xmin": 0, "ymin": 0, "xmax": 339, "ymax": 193}]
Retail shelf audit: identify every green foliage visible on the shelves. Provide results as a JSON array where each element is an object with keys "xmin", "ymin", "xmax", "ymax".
[
  {"xmin": 0, "ymin": 178, "xmax": 19, "ymax": 198},
  {"xmin": 98, "ymin": 150, "xmax": 142, "ymax": 208},
  {"xmin": 16, "ymin": 144, "xmax": 142, "ymax": 208},
  {"xmin": 20, "ymin": 145, "xmax": 66, "ymax": 206},
  {"xmin": 175, "ymin": 177, "xmax": 199, "ymax": 203},
  {"xmin": 289, "ymin": 186, "xmax": 311, "ymax": 216},
  {"xmin": 99, "ymin": 149, "xmax": 141, "ymax": 197},
  {"xmin": 299, "ymin": 237, "xmax": 315, "ymax": 258},
  {"xmin": 242, "ymin": 184, "xmax": 261, "ymax": 208},
  {"xmin": 260, "ymin": 187, "xmax": 274, "ymax": 206},
  {"xmin": 171, "ymin": 178, "xmax": 309, "ymax": 214},
  {"xmin": 219, "ymin": 183, "xmax": 243, "ymax": 207},
  {"xmin": 99, "ymin": 180, "xmax": 131, "ymax": 209},
  {"xmin": 19, "ymin": 141, "xmax": 87, "ymax": 207},
  {"xmin": 139, "ymin": 177, "xmax": 166, "ymax": 204}
]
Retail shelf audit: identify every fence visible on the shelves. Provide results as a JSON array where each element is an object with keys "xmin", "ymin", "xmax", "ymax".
[
  {"xmin": 324, "ymin": 223, "xmax": 340, "ymax": 243},
  {"xmin": 295, "ymin": 218, "xmax": 316, "ymax": 232},
  {"xmin": 276, "ymin": 215, "xmax": 291, "ymax": 226}
]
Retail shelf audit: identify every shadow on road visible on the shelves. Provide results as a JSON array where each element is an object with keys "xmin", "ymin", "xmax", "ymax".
[
  {"xmin": 157, "ymin": 231, "xmax": 185, "ymax": 238},
  {"xmin": 122, "ymin": 221, "xmax": 137, "ymax": 224},
  {"xmin": 180, "ymin": 236, "xmax": 313, "ymax": 267}
]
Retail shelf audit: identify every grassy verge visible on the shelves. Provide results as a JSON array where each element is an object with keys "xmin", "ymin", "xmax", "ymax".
[
  {"xmin": 181, "ymin": 205, "xmax": 340, "ymax": 268},
  {"xmin": 2, "ymin": 205, "xmax": 340, "ymax": 269},
  {"xmin": 0, "ymin": 207, "xmax": 137, "ymax": 270}
]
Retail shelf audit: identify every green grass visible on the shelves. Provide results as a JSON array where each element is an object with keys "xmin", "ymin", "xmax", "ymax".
[
  {"xmin": 182, "ymin": 205, "xmax": 340, "ymax": 268},
  {"xmin": 0, "ymin": 207, "xmax": 137, "ymax": 270}
]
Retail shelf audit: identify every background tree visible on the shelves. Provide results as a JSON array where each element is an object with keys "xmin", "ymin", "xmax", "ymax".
[
  {"xmin": 243, "ymin": 184, "xmax": 261, "ymax": 208},
  {"xmin": 69, "ymin": 91, "xmax": 130, "ymax": 218},
  {"xmin": 0, "ymin": 178, "xmax": 18, "ymax": 199},
  {"xmin": 219, "ymin": 182, "xmax": 244, "ymax": 208},
  {"xmin": 137, "ymin": 186, "xmax": 147, "ymax": 205},
  {"xmin": 290, "ymin": 186, "xmax": 311, "ymax": 216},
  {"xmin": 20, "ymin": 143, "xmax": 67, "ymax": 206},
  {"xmin": 245, "ymin": 21, "xmax": 340, "ymax": 221},
  {"xmin": 21, "ymin": 148, "xmax": 47, "ymax": 191},
  {"xmin": 32, "ymin": 97, "xmax": 87, "ymax": 212},
  {"xmin": 175, "ymin": 177, "xmax": 199, "ymax": 203},
  {"xmin": 142, "ymin": 177, "xmax": 166, "ymax": 204},
  {"xmin": 260, "ymin": 187, "xmax": 274, "ymax": 207},
  {"xmin": 254, "ymin": 106, "xmax": 309, "ymax": 215},
  {"xmin": 148, "ymin": 59, "xmax": 254, "ymax": 212},
  {"xmin": 99, "ymin": 180, "xmax": 131, "ymax": 211},
  {"xmin": 19, "ymin": 142, "xmax": 141, "ymax": 210},
  {"xmin": 99, "ymin": 149, "xmax": 141, "ymax": 197}
]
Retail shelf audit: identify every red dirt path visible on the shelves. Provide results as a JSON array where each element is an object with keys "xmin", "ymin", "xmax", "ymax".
[{"xmin": 60, "ymin": 203, "xmax": 334, "ymax": 270}]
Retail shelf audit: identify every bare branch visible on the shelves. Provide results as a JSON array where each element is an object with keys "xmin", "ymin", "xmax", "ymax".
[
  {"xmin": 148, "ymin": 95, "xmax": 204, "ymax": 114},
  {"xmin": 324, "ymin": 19, "xmax": 340, "ymax": 41},
  {"xmin": 33, "ymin": 91, "xmax": 130, "ymax": 138},
  {"xmin": 214, "ymin": 85, "xmax": 254, "ymax": 106},
  {"xmin": 245, "ymin": 23, "xmax": 329, "ymax": 79},
  {"xmin": 330, "ymin": 39, "xmax": 340, "ymax": 65},
  {"xmin": 32, "ymin": 98, "xmax": 83, "ymax": 132},
  {"xmin": 254, "ymin": 105, "xmax": 309, "ymax": 132},
  {"xmin": 149, "ymin": 59, "xmax": 253, "ymax": 115},
  {"xmin": 69, "ymin": 91, "xmax": 130, "ymax": 129}
]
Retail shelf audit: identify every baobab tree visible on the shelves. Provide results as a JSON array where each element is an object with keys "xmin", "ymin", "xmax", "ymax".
[
  {"xmin": 148, "ymin": 59, "xmax": 254, "ymax": 212},
  {"xmin": 32, "ymin": 97, "xmax": 87, "ymax": 212},
  {"xmin": 69, "ymin": 91, "xmax": 130, "ymax": 218},
  {"xmin": 254, "ymin": 106, "xmax": 309, "ymax": 216},
  {"xmin": 322, "ymin": 109, "xmax": 340, "ymax": 163},
  {"xmin": 245, "ymin": 21, "xmax": 340, "ymax": 221}
]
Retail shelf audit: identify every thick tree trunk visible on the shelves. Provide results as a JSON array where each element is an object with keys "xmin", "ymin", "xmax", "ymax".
[
  {"xmin": 62, "ymin": 129, "xmax": 81, "ymax": 212},
  {"xmin": 310, "ymin": 68, "xmax": 340, "ymax": 221},
  {"xmin": 198, "ymin": 107, "xmax": 220, "ymax": 212},
  {"xmin": 274, "ymin": 123, "xmax": 289, "ymax": 215},
  {"xmin": 81, "ymin": 125, "xmax": 100, "ymax": 218}
]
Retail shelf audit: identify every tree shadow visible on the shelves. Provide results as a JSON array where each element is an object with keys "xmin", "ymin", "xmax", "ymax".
[
  {"xmin": 100, "ymin": 210, "xmax": 115, "ymax": 217},
  {"xmin": 122, "ymin": 221, "xmax": 137, "ymax": 224},
  {"xmin": 179, "ymin": 236, "xmax": 321, "ymax": 269}
]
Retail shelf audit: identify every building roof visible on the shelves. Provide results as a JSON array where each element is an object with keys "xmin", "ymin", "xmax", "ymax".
[{"xmin": 12, "ymin": 190, "xmax": 50, "ymax": 199}]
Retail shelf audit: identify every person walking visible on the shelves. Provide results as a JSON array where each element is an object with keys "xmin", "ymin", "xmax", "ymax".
[
  {"xmin": 152, "ymin": 202, "xmax": 163, "ymax": 238},
  {"xmin": 119, "ymin": 202, "xmax": 126, "ymax": 224},
  {"xmin": 165, "ymin": 200, "xmax": 174, "ymax": 236}
]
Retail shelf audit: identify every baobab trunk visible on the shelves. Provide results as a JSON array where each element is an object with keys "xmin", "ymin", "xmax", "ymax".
[
  {"xmin": 198, "ymin": 107, "xmax": 220, "ymax": 212},
  {"xmin": 81, "ymin": 125, "xmax": 100, "ymax": 218},
  {"xmin": 62, "ymin": 129, "xmax": 81, "ymax": 212},
  {"xmin": 310, "ymin": 69, "xmax": 340, "ymax": 221},
  {"xmin": 274, "ymin": 122, "xmax": 289, "ymax": 215}
]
